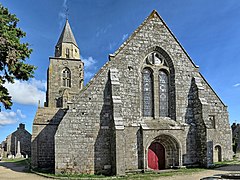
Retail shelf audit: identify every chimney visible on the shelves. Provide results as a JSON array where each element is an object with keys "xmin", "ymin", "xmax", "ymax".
[{"xmin": 18, "ymin": 123, "xmax": 25, "ymax": 130}]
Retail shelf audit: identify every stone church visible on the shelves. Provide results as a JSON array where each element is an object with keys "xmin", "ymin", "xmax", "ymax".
[
  {"xmin": 2, "ymin": 123, "xmax": 31, "ymax": 158},
  {"xmin": 31, "ymin": 10, "xmax": 232, "ymax": 175}
]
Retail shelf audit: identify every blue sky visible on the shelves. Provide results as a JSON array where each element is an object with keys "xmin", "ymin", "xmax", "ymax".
[{"xmin": 0, "ymin": 0, "xmax": 240, "ymax": 142}]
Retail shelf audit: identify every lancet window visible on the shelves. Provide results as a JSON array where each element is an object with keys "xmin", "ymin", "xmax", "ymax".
[
  {"xmin": 142, "ymin": 51, "xmax": 171, "ymax": 118},
  {"xmin": 66, "ymin": 48, "xmax": 70, "ymax": 58},
  {"xmin": 142, "ymin": 68, "xmax": 154, "ymax": 117},
  {"xmin": 62, "ymin": 68, "xmax": 71, "ymax": 87},
  {"xmin": 159, "ymin": 71, "xmax": 169, "ymax": 117}
]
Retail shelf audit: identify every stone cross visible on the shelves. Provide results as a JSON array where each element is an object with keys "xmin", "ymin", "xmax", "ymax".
[{"xmin": 16, "ymin": 141, "xmax": 22, "ymax": 158}]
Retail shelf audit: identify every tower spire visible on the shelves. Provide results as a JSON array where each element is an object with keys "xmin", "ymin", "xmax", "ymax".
[
  {"xmin": 55, "ymin": 19, "xmax": 80, "ymax": 59},
  {"xmin": 56, "ymin": 19, "xmax": 78, "ymax": 47}
]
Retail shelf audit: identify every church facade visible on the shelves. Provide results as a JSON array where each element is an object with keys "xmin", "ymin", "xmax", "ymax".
[{"xmin": 31, "ymin": 10, "xmax": 232, "ymax": 175}]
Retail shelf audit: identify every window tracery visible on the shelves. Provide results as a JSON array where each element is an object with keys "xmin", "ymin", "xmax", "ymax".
[
  {"xmin": 142, "ymin": 51, "xmax": 171, "ymax": 118},
  {"xmin": 146, "ymin": 52, "xmax": 165, "ymax": 66},
  {"xmin": 62, "ymin": 68, "xmax": 71, "ymax": 87}
]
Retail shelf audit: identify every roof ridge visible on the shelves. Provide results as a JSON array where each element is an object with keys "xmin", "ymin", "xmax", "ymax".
[
  {"xmin": 111, "ymin": 10, "xmax": 157, "ymax": 57},
  {"xmin": 111, "ymin": 10, "xmax": 198, "ymax": 69}
]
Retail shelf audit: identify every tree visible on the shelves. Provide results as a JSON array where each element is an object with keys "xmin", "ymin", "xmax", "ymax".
[{"xmin": 0, "ymin": 3, "xmax": 36, "ymax": 109}]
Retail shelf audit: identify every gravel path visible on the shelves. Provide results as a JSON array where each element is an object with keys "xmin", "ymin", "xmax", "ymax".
[{"xmin": 0, "ymin": 161, "xmax": 49, "ymax": 180}]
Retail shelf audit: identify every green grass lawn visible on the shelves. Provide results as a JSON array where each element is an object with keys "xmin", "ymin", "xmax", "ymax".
[
  {"xmin": 213, "ymin": 159, "xmax": 240, "ymax": 167},
  {"xmin": 2, "ymin": 158, "xmax": 25, "ymax": 163},
  {"xmin": 34, "ymin": 159, "xmax": 240, "ymax": 180},
  {"xmin": 2, "ymin": 158, "xmax": 240, "ymax": 179},
  {"xmin": 32, "ymin": 168, "xmax": 204, "ymax": 180}
]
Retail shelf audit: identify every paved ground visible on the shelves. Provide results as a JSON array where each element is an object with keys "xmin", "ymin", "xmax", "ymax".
[
  {"xmin": 156, "ymin": 165, "xmax": 240, "ymax": 180},
  {"xmin": 0, "ymin": 160, "xmax": 240, "ymax": 180},
  {"xmin": 0, "ymin": 161, "xmax": 49, "ymax": 180}
]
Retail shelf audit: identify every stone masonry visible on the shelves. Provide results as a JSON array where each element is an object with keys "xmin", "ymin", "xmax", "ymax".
[
  {"xmin": 6, "ymin": 123, "xmax": 31, "ymax": 157},
  {"xmin": 231, "ymin": 123, "xmax": 240, "ymax": 155},
  {"xmin": 31, "ymin": 10, "xmax": 232, "ymax": 175}
]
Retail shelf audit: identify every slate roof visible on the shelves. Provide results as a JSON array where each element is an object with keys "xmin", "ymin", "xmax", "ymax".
[{"xmin": 56, "ymin": 19, "xmax": 78, "ymax": 47}]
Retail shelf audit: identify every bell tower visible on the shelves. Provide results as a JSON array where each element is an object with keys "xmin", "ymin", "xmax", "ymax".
[
  {"xmin": 54, "ymin": 19, "xmax": 80, "ymax": 59},
  {"xmin": 46, "ymin": 19, "xmax": 84, "ymax": 108}
]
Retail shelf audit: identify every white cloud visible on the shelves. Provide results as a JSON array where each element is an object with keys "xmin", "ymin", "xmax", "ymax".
[
  {"xmin": 122, "ymin": 33, "xmax": 128, "ymax": 41},
  {"xmin": 58, "ymin": 0, "xmax": 68, "ymax": 29},
  {"xmin": 0, "ymin": 109, "xmax": 26, "ymax": 126},
  {"xmin": 96, "ymin": 24, "xmax": 112, "ymax": 37},
  {"xmin": 30, "ymin": 78, "xmax": 47, "ymax": 90},
  {"xmin": 63, "ymin": 0, "xmax": 68, "ymax": 9},
  {"xmin": 58, "ymin": 12, "xmax": 65, "ymax": 19},
  {"xmin": 233, "ymin": 83, "xmax": 240, "ymax": 87},
  {"xmin": 0, "ymin": 119, "xmax": 17, "ymax": 126},
  {"xmin": 16, "ymin": 109, "xmax": 26, "ymax": 119},
  {"xmin": 4, "ymin": 78, "xmax": 46, "ymax": 106},
  {"xmin": 81, "ymin": 56, "xmax": 98, "ymax": 82},
  {"xmin": 82, "ymin": 56, "xmax": 97, "ymax": 70}
]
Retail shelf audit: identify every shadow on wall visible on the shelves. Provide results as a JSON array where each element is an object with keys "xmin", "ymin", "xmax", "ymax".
[
  {"xmin": 185, "ymin": 78, "xmax": 207, "ymax": 167},
  {"xmin": 94, "ymin": 72, "xmax": 115, "ymax": 175},
  {"xmin": 185, "ymin": 78, "xmax": 198, "ymax": 166},
  {"xmin": 31, "ymin": 109, "xmax": 67, "ymax": 172},
  {"xmin": 137, "ymin": 127, "xmax": 144, "ymax": 169}
]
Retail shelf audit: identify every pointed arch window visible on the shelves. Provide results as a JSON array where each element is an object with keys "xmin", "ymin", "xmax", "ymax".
[
  {"xmin": 62, "ymin": 68, "xmax": 71, "ymax": 87},
  {"xmin": 159, "ymin": 71, "xmax": 169, "ymax": 117},
  {"xmin": 142, "ymin": 49, "xmax": 175, "ymax": 119},
  {"xmin": 142, "ymin": 68, "xmax": 154, "ymax": 117}
]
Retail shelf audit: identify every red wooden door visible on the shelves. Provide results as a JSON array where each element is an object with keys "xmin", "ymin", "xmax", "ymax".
[{"xmin": 148, "ymin": 142, "xmax": 165, "ymax": 170}]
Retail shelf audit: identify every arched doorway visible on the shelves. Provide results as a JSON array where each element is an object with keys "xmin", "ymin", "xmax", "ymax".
[
  {"xmin": 147, "ymin": 134, "xmax": 180, "ymax": 170},
  {"xmin": 213, "ymin": 145, "xmax": 222, "ymax": 162},
  {"xmin": 148, "ymin": 142, "xmax": 165, "ymax": 170}
]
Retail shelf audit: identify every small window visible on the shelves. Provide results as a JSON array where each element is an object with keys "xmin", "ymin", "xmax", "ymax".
[
  {"xmin": 62, "ymin": 68, "xmax": 71, "ymax": 87},
  {"xmin": 55, "ymin": 46, "xmax": 59, "ymax": 52},
  {"xmin": 79, "ymin": 79, "xmax": 83, "ymax": 89},
  {"xmin": 209, "ymin": 115, "xmax": 216, "ymax": 129},
  {"xmin": 66, "ymin": 48, "xmax": 70, "ymax": 58}
]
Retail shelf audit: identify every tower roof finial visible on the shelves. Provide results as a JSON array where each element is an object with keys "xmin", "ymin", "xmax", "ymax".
[{"xmin": 65, "ymin": 7, "xmax": 69, "ymax": 20}]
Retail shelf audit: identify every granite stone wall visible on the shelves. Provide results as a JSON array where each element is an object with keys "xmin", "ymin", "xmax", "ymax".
[
  {"xmin": 32, "ymin": 10, "xmax": 232, "ymax": 175},
  {"xmin": 31, "ymin": 107, "xmax": 66, "ymax": 170},
  {"xmin": 47, "ymin": 57, "xmax": 83, "ymax": 108}
]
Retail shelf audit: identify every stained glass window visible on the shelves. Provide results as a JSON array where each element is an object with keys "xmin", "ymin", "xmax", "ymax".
[
  {"xmin": 159, "ymin": 71, "xmax": 169, "ymax": 117},
  {"xmin": 142, "ymin": 68, "xmax": 153, "ymax": 117},
  {"xmin": 62, "ymin": 68, "xmax": 71, "ymax": 87}
]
